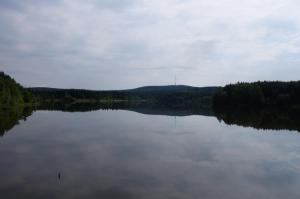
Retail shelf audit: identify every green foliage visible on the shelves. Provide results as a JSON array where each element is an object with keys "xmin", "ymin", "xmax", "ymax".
[
  {"xmin": 0, "ymin": 72, "xmax": 36, "ymax": 107},
  {"xmin": 31, "ymin": 86, "xmax": 219, "ymax": 108},
  {"xmin": 213, "ymin": 81, "xmax": 300, "ymax": 108}
]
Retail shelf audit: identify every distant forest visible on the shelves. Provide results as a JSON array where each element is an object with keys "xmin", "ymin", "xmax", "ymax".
[
  {"xmin": 0, "ymin": 72, "xmax": 217, "ymax": 109},
  {"xmin": 213, "ymin": 81, "xmax": 300, "ymax": 108},
  {"xmin": 29, "ymin": 86, "xmax": 217, "ymax": 109},
  {"xmin": 2, "ymin": 72, "xmax": 300, "ymax": 133},
  {"xmin": 1, "ymin": 72, "xmax": 300, "ymax": 110}
]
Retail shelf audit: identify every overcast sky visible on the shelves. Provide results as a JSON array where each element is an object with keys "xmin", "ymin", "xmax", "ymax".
[{"xmin": 1, "ymin": 0, "xmax": 300, "ymax": 89}]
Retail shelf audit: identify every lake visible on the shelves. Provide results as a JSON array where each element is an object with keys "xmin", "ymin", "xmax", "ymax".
[{"xmin": 1, "ymin": 108, "xmax": 300, "ymax": 199}]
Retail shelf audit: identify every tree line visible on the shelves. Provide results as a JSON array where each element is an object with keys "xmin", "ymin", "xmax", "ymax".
[
  {"xmin": 2, "ymin": 71, "xmax": 300, "ymax": 110},
  {"xmin": 213, "ymin": 81, "xmax": 300, "ymax": 108},
  {"xmin": 30, "ymin": 87, "xmax": 214, "ymax": 109},
  {"xmin": 0, "ymin": 72, "xmax": 215, "ymax": 108}
]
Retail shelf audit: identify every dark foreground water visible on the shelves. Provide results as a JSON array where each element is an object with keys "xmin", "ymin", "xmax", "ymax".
[{"xmin": 1, "ymin": 109, "xmax": 300, "ymax": 199}]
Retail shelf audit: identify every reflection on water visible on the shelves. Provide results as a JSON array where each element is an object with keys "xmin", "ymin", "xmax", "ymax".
[
  {"xmin": 38, "ymin": 101, "xmax": 214, "ymax": 116},
  {"xmin": 0, "ymin": 104, "xmax": 300, "ymax": 198},
  {"xmin": 1, "ymin": 103, "xmax": 300, "ymax": 134},
  {"xmin": 0, "ymin": 106, "xmax": 34, "ymax": 136},
  {"xmin": 214, "ymin": 107, "xmax": 300, "ymax": 132}
]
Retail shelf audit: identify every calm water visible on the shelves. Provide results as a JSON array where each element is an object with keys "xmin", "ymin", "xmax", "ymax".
[{"xmin": 1, "ymin": 109, "xmax": 300, "ymax": 199}]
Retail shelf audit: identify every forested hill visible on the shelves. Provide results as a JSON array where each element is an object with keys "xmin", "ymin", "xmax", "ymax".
[
  {"xmin": 0, "ymin": 72, "xmax": 35, "ymax": 107},
  {"xmin": 213, "ymin": 81, "xmax": 300, "ymax": 108},
  {"xmin": 30, "ymin": 85, "xmax": 219, "ymax": 100},
  {"xmin": 30, "ymin": 85, "xmax": 219, "ymax": 94},
  {"xmin": 5, "ymin": 70, "xmax": 300, "ymax": 110},
  {"xmin": 30, "ymin": 85, "xmax": 219, "ymax": 108},
  {"xmin": 125, "ymin": 85, "xmax": 218, "ymax": 94}
]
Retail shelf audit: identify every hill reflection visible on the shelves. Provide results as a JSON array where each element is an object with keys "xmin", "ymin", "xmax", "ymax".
[
  {"xmin": 1, "ymin": 102, "xmax": 300, "ymax": 136},
  {"xmin": 38, "ymin": 101, "xmax": 214, "ymax": 117}
]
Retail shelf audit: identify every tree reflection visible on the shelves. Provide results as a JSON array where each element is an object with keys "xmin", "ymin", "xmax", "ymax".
[
  {"xmin": 1, "ymin": 102, "xmax": 300, "ymax": 136},
  {"xmin": 0, "ymin": 106, "xmax": 34, "ymax": 136},
  {"xmin": 37, "ymin": 101, "xmax": 214, "ymax": 116},
  {"xmin": 214, "ymin": 106, "xmax": 300, "ymax": 132}
]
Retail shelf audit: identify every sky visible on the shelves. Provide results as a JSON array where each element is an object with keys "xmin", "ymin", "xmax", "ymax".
[{"xmin": 1, "ymin": 0, "xmax": 300, "ymax": 89}]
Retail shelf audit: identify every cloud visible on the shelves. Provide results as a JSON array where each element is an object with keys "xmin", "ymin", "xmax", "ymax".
[{"xmin": 0, "ymin": 0, "xmax": 300, "ymax": 89}]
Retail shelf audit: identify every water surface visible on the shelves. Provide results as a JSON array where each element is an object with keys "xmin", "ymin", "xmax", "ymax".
[{"xmin": 1, "ymin": 109, "xmax": 300, "ymax": 199}]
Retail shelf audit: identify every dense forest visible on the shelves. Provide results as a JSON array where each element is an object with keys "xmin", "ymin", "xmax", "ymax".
[
  {"xmin": 213, "ymin": 81, "xmax": 300, "ymax": 132},
  {"xmin": 30, "ymin": 86, "xmax": 218, "ymax": 109},
  {"xmin": 213, "ymin": 81, "xmax": 300, "ymax": 108},
  {"xmin": 1, "ymin": 72, "xmax": 217, "ymax": 109},
  {"xmin": 2, "ymin": 71, "xmax": 300, "ymax": 111},
  {"xmin": 0, "ymin": 72, "xmax": 36, "ymax": 107}
]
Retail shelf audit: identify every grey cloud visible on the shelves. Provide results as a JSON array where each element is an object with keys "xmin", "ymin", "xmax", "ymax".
[
  {"xmin": 0, "ymin": 0, "xmax": 62, "ymax": 10},
  {"xmin": 0, "ymin": 0, "xmax": 300, "ymax": 89}
]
